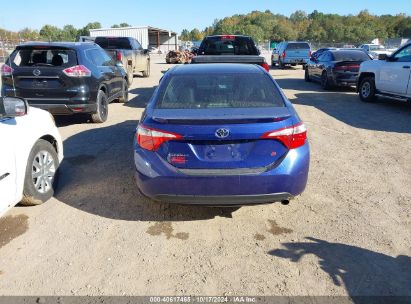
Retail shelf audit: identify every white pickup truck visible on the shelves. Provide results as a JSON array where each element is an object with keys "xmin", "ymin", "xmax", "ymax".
[{"xmin": 357, "ymin": 43, "xmax": 411, "ymax": 102}]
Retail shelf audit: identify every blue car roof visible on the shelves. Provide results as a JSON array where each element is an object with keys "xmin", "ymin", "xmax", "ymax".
[{"xmin": 169, "ymin": 63, "xmax": 264, "ymax": 75}]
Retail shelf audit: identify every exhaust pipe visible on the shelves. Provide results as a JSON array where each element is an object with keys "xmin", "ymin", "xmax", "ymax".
[{"xmin": 281, "ymin": 200, "xmax": 290, "ymax": 205}]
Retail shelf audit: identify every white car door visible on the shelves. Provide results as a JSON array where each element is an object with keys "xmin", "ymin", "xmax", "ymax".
[
  {"xmin": 0, "ymin": 118, "xmax": 17, "ymax": 213},
  {"xmin": 378, "ymin": 44, "xmax": 411, "ymax": 95}
]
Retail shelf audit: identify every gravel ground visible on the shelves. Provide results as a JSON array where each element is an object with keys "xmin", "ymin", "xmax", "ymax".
[{"xmin": 0, "ymin": 55, "xmax": 410, "ymax": 297}]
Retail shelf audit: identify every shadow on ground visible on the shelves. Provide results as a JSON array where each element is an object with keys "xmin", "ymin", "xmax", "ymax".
[
  {"xmin": 269, "ymin": 237, "xmax": 411, "ymax": 299},
  {"xmin": 127, "ymin": 87, "xmax": 157, "ymax": 109},
  {"xmin": 55, "ymin": 120, "xmax": 239, "ymax": 221},
  {"xmin": 276, "ymin": 78, "xmax": 411, "ymax": 134}
]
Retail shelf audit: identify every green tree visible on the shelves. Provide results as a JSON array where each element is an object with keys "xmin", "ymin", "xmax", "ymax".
[
  {"xmin": 190, "ymin": 28, "xmax": 203, "ymax": 41},
  {"xmin": 39, "ymin": 25, "xmax": 61, "ymax": 41},
  {"xmin": 180, "ymin": 29, "xmax": 190, "ymax": 41},
  {"xmin": 61, "ymin": 25, "xmax": 77, "ymax": 41},
  {"xmin": 77, "ymin": 22, "xmax": 101, "ymax": 37}
]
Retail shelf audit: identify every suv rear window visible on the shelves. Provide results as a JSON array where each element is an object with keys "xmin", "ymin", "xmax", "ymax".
[
  {"xmin": 11, "ymin": 48, "xmax": 77, "ymax": 68},
  {"xmin": 157, "ymin": 73, "xmax": 285, "ymax": 109},
  {"xmin": 95, "ymin": 37, "xmax": 132, "ymax": 49},
  {"xmin": 199, "ymin": 36, "xmax": 258, "ymax": 55},
  {"xmin": 286, "ymin": 43, "xmax": 310, "ymax": 50}
]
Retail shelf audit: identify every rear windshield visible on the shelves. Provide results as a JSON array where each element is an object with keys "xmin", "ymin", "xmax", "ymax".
[
  {"xmin": 157, "ymin": 73, "xmax": 285, "ymax": 109},
  {"xmin": 94, "ymin": 37, "xmax": 132, "ymax": 49},
  {"xmin": 332, "ymin": 51, "xmax": 370, "ymax": 61},
  {"xmin": 199, "ymin": 36, "xmax": 258, "ymax": 55},
  {"xmin": 10, "ymin": 48, "xmax": 77, "ymax": 68},
  {"xmin": 286, "ymin": 43, "xmax": 310, "ymax": 50}
]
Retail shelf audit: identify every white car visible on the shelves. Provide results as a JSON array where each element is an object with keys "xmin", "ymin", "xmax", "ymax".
[
  {"xmin": 359, "ymin": 44, "xmax": 392, "ymax": 59},
  {"xmin": 0, "ymin": 97, "xmax": 63, "ymax": 217},
  {"xmin": 357, "ymin": 43, "xmax": 411, "ymax": 102}
]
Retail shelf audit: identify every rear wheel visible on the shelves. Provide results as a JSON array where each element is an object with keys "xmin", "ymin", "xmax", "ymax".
[
  {"xmin": 279, "ymin": 60, "xmax": 285, "ymax": 69},
  {"xmin": 359, "ymin": 77, "xmax": 376, "ymax": 102},
  {"xmin": 321, "ymin": 71, "xmax": 331, "ymax": 90},
  {"xmin": 91, "ymin": 90, "xmax": 108, "ymax": 123},
  {"xmin": 304, "ymin": 68, "xmax": 311, "ymax": 82},
  {"xmin": 142, "ymin": 60, "xmax": 150, "ymax": 77},
  {"xmin": 118, "ymin": 79, "xmax": 129, "ymax": 103},
  {"xmin": 20, "ymin": 140, "xmax": 59, "ymax": 206}
]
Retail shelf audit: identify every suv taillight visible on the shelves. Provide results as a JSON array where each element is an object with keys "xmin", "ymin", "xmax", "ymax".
[
  {"xmin": 136, "ymin": 124, "xmax": 183, "ymax": 151},
  {"xmin": 1, "ymin": 64, "xmax": 13, "ymax": 76},
  {"xmin": 116, "ymin": 51, "xmax": 122, "ymax": 62},
  {"xmin": 63, "ymin": 65, "xmax": 91, "ymax": 77},
  {"xmin": 262, "ymin": 123, "xmax": 307, "ymax": 149},
  {"xmin": 282, "ymin": 51, "xmax": 286, "ymax": 59}
]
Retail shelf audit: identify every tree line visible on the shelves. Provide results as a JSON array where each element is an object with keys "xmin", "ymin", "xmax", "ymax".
[
  {"xmin": 180, "ymin": 10, "xmax": 411, "ymax": 44},
  {"xmin": 0, "ymin": 22, "xmax": 132, "ymax": 42}
]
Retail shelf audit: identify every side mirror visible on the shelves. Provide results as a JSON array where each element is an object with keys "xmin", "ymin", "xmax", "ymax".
[
  {"xmin": 0, "ymin": 97, "xmax": 28, "ymax": 118},
  {"xmin": 378, "ymin": 54, "xmax": 388, "ymax": 60}
]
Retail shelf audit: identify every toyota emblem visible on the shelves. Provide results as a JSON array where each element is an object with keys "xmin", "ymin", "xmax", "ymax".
[
  {"xmin": 215, "ymin": 128, "xmax": 230, "ymax": 139},
  {"xmin": 33, "ymin": 69, "xmax": 41, "ymax": 77}
]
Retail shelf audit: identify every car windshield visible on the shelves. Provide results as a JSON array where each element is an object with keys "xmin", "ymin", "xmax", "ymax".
[
  {"xmin": 10, "ymin": 47, "xmax": 77, "ymax": 67},
  {"xmin": 286, "ymin": 43, "xmax": 310, "ymax": 50},
  {"xmin": 332, "ymin": 51, "xmax": 371, "ymax": 61},
  {"xmin": 369, "ymin": 45, "xmax": 386, "ymax": 51},
  {"xmin": 199, "ymin": 36, "xmax": 258, "ymax": 55},
  {"xmin": 157, "ymin": 73, "xmax": 285, "ymax": 109}
]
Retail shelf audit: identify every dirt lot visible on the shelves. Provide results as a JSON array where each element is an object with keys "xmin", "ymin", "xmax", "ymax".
[{"xmin": 0, "ymin": 55, "xmax": 410, "ymax": 297}]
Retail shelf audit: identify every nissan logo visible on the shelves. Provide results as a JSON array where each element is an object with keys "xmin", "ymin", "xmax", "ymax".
[
  {"xmin": 33, "ymin": 69, "xmax": 41, "ymax": 77},
  {"xmin": 215, "ymin": 128, "xmax": 230, "ymax": 139}
]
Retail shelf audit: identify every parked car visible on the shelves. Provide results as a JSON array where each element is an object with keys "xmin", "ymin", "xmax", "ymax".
[
  {"xmin": 134, "ymin": 64, "xmax": 309, "ymax": 206},
  {"xmin": 358, "ymin": 44, "xmax": 392, "ymax": 59},
  {"xmin": 193, "ymin": 35, "xmax": 270, "ymax": 72},
  {"xmin": 94, "ymin": 36, "xmax": 150, "ymax": 84},
  {"xmin": 271, "ymin": 41, "xmax": 311, "ymax": 69},
  {"xmin": 1, "ymin": 42, "xmax": 128, "ymax": 123},
  {"xmin": 357, "ymin": 42, "xmax": 411, "ymax": 102},
  {"xmin": 0, "ymin": 97, "xmax": 63, "ymax": 216},
  {"xmin": 305, "ymin": 49, "xmax": 372, "ymax": 89}
]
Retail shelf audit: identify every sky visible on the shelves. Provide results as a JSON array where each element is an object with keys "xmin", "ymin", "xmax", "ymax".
[{"xmin": 1, "ymin": 0, "xmax": 411, "ymax": 33}]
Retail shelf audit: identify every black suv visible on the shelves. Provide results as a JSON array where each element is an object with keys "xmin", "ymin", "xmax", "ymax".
[{"xmin": 1, "ymin": 42, "xmax": 128, "ymax": 123}]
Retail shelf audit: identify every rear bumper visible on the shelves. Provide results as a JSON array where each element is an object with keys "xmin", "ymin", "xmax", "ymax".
[
  {"xmin": 284, "ymin": 58, "xmax": 309, "ymax": 64},
  {"xmin": 29, "ymin": 102, "xmax": 97, "ymax": 115},
  {"xmin": 134, "ymin": 142, "xmax": 310, "ymax": 205},
  {"xmin": 331, "ymin": 72, "xmax": 359, "ymax": 86}
]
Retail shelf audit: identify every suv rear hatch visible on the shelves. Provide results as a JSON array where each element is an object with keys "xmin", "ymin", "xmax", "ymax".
[{"xmin": 4, "ymin": 45, "xmax": 81, "ymax": 102}]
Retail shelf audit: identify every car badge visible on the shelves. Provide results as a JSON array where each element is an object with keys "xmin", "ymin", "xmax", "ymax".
[
  {"xmin": 33, "ymin": 69, "xmax": 41, "ymax": 77},
  {"xmin": 215, "ymin": 128, "xmax": 230, "ymax": 139}
]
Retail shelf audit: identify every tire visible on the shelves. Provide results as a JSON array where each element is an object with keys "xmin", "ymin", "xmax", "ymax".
[
  {"xmin": 20, "ymin": 140, "xmax": 59, "ymax": 206},
  {"xmin": 304, "ymin": 68, "xmax": 311, "ymax": 82},
  {"xmin": 118, "ymin": 79, "xmax": 129, "ymax": 103},
  {"xmin": 127, "ymin": 68, "xmax": 133, "ymax": 86},
  {"xmin": 321, "ymin": 71, "xmax": 331, "ymax": 90},
  {"xmin": 279, "ymin": 60, "xmax": 285, "ymax": 69},
  {"xmin": 142, "ymin": 60, "xmax": 150, "ymax": 77},
  {"xmin": 359, "ymin": 76, "xmax": 376, "ymax": 102},
  {"xmin": 91, "ymin": 90, "xmax": 108, "ymax": 123}
]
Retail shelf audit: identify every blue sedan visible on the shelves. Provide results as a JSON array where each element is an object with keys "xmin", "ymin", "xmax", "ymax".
[{"xmin": 134, "ymin": 64, "xmax": 309, "ymax": 206}]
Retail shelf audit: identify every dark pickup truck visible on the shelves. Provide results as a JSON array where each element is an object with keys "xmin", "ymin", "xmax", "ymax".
[
  {"xmin": 192, "ymin": 35, "xmax": 269, "ymax": 72},
  {"xmin": 94, "ymin": 36, "xmax": 150, "ymax": 85}
]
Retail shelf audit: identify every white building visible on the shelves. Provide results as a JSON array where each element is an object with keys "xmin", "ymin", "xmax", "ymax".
[{"xmin": 89, "ymin": 26, "xmax": 178, "ymax": 52}]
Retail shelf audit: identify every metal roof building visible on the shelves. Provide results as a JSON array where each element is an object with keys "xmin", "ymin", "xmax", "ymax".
[{"xmin": 89, "ymin": 26, "xmax": 178, "ymax": 52}]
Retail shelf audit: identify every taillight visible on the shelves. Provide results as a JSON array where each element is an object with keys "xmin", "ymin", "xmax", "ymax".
[
  {"xmin": 116, "ymin": 51, "xmax": 122, "ymax": 62},
  {"xmin": 334, "ymin": 64, "xmax": 360, "ymax": 71},
  {"xmin": 136, "ymin": 124, "xmax": 183, "ymax": 151},
  {"xmin": 309, "ymin": 50, "xmax": 312, "ymax": 57},
  {"xmin": 1, "ymin": 64, "xmax": 13, "ymax": 76},
  {"xmin": 282, "ymin": 51, "xmax": 286, "ymax": 59},
  {"xmin": 261, "ymin": 62, "xmax": 270, "ymax": 72},
  {"xmin": 262, "ymin": 123, "xmax": 307, "ymax": 149},
  {"xmin": 221, "ymin": 35, "xmax": 235, "ymax": 40},
  {"xmin": 63, "ymin": 65, "xmax": 91, "ymax": 77}
]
